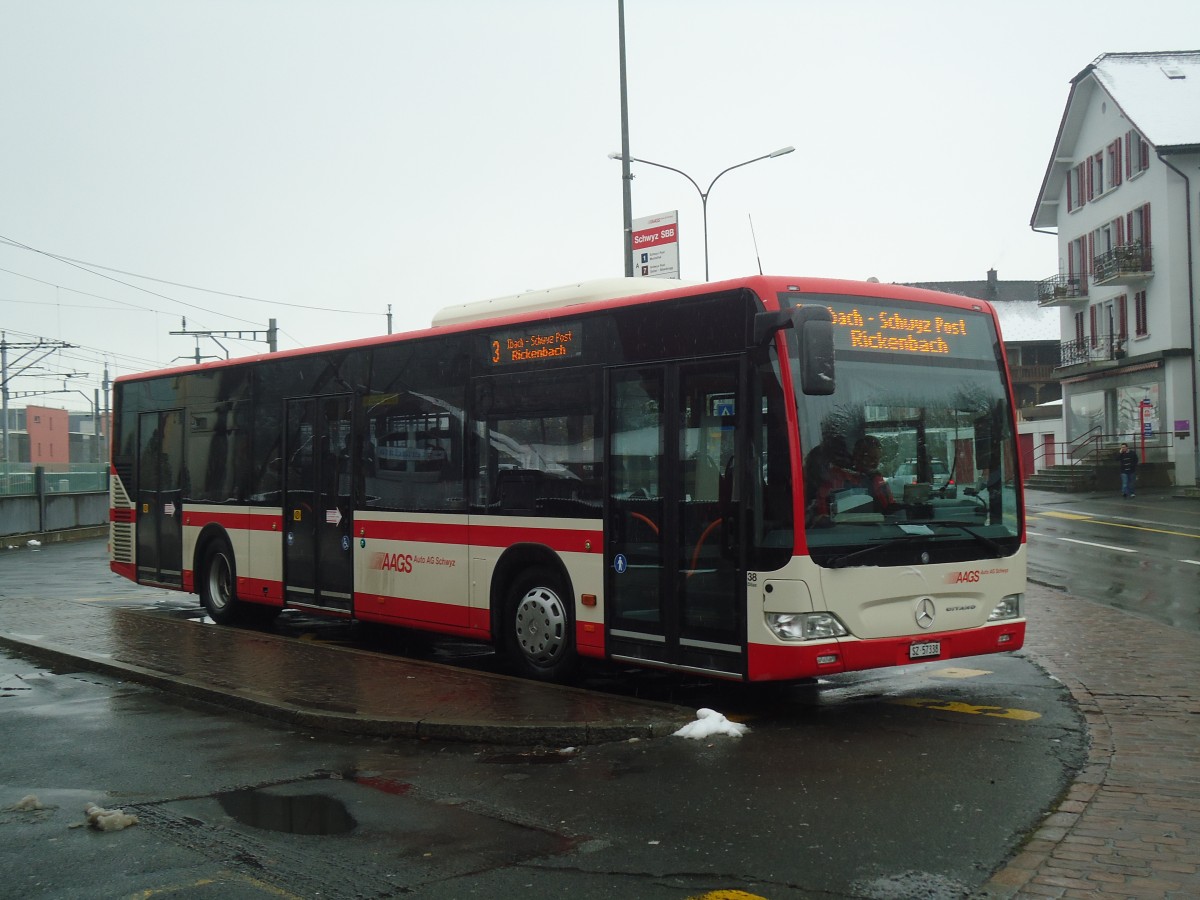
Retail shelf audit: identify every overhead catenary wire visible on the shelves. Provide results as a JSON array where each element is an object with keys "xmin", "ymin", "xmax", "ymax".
[{"xmin": 0, "ymin": 235, "xmax": 380, "ymax": 316}]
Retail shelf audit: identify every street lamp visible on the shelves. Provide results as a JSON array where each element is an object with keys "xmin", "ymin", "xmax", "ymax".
[{"xmin": 609, "ymin": 146, "xmax": 794, "ymax": 281}]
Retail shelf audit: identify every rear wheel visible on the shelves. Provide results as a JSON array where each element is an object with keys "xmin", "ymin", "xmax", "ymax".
[
  {"xmin": 504, "ymin": 567, "xmax": 577, "ymax": 682},
  {"xmin": 199, "ymin": 541, "xmax": 240, "ymax": 625}
]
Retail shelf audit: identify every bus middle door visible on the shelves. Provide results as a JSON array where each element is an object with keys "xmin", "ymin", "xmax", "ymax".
[
  {"xmin": 606, "ymin": 360, "xmax": 746, "ymax": 678},
  {"xmin": 135, "ymin": 409, "xmax": 184, "ymax": 587},
  {"xmin": 283, "ymin": 394, "xmax": 355, "ymax": 613}
]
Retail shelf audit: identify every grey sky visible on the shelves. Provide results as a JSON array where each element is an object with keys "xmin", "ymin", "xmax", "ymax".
[{"xmin": 2, "ymin": 0, "xmax": 1196, "ymax": 411}]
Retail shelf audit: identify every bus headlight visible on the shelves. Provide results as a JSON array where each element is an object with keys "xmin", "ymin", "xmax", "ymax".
[
  {"xmin": 767, "ymin": 612, "xmax": 848, "ymax": 641},
  {"xmin": 987, "ymin": 593, "xmax": 1023, "ymax": 622}
]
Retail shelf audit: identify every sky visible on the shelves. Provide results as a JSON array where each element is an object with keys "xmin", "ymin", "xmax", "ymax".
[{"xmin": 2, "ymin": 0, "xmax": 1197, "ymax": 414}]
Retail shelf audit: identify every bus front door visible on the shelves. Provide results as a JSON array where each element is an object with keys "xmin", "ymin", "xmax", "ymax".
[
  {"xmin": 606, "ymin": 360, "xmax": 746, "ymax": 678},
  {"xmin": 283, "ymin": 395, "xmax": 356, "ymax": 613},
  {"xmin": 136, "ymin": 409, "xmax": 184, "ymax": 587}
]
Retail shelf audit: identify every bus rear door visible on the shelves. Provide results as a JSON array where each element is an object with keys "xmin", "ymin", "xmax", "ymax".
[
  {"xmin": 283, "ymin": 394, "xmax": 356, "ymax": 613},
  {"xmin": 606, "ymin": 359, "xmax": 746, "ymax": 678}
]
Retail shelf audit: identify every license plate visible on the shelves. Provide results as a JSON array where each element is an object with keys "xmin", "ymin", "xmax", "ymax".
[{"xmin": 909, "ymin": 641, "xmax": 941, "ymax": 659}]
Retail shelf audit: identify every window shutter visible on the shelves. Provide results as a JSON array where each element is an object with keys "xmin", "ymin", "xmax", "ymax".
[
  {"xmin": 1116, "ymin": 217, "xmax": 1125, "ymax": 245},
  {"xmin": 1086, "ymin": 158, "xmax": 1093, "ymax": 201},
  {"xmin": 1117, "ymin": 295, "xmax": 1128, "ymax": 339},
  {"xmin": 1089, "ymin": 306, "xmax": 1097, "ymax": 347},
  {"xmin": 1113, "ymin": 141, "xmax": 1122, "ymax": 187},
  {"xmin": 1125, "ymin": 131, "xmax": 1132, "ymax": 177},
  {"xmin": 1143, "ymin": 203, "xmax": 1151, "ymax": 254},
  {"xmin": 1088, "ymin": 233, "xmax": 1095, "ymax": 278}
]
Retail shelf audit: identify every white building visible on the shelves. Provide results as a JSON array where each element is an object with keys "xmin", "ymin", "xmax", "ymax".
[{"xmin": 1031, "ymin": 51, "xmax": 1200, "ymax": 487}]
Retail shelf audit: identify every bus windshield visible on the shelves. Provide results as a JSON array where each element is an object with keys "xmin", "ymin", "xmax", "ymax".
[{"xmin": 780, "ymin": 292, "xmax": 1021, "ymax": 568}]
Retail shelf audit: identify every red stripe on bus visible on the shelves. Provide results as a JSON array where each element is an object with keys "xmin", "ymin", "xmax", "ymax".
[
  {"xmin": 359, "ymin": 521, "xmax": 469, "ymax": 544},
  {"xmin": 472, "ymin": 524, "xmax": 602, "ymax": 553},
  {"xmin": 359, "ymin": 520, "xmax": 602, "ymax": 553},
  {"xmin": 184, "ymin": 510, "xmax": 279, "ymax": 531}
]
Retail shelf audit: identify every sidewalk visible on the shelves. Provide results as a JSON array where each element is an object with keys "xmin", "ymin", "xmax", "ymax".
[
  {"xmin": 977, "ymin": 587, "xmax": 1200, "ymax": 898},
  {"xmin": 0, "ymin": 595, "xmax": 690, "ymax": 746}
]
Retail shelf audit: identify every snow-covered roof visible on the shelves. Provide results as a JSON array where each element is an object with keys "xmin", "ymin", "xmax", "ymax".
[
  {"xmin": 901, "ymin": 275, "xmax": 1059, "ymax": 343},
  {"xmin": 1089, "ymin": 51, "xmax": 1200, "ymax": 150},
  {"xmin": 1031, "ymin": 50, "xmax": 1200, "ymax": 228},
  {"xmin": 991, "ymin": 298, "xmax": 1060, "ymax": 343}
]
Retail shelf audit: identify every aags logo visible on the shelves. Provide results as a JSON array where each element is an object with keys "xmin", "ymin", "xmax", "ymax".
[
  {"xmin": 946, "ymin": 570, "xmax": 981, "ymax": 584},
  {"xmin": 373, "ymin": 552, "xmax": 414, "ymax": 573}
]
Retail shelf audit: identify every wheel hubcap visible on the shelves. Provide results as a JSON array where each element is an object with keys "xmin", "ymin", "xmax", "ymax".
[
  {"xmin": 209, "ymin": 554, "xmax": 231, "ymax": 610},
  {"xmin": 514, "ymin": 586, "xmax": 566, "ymax": 665}
]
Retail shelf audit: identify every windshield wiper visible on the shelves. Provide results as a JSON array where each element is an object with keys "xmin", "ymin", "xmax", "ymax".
[
  {"xmin": 938, "ymin": 522, "xmax": 1009, "ymax": 558},
  {"xmin": 827, "ymin": 534, "xmax": 925, "ymax": 569}
]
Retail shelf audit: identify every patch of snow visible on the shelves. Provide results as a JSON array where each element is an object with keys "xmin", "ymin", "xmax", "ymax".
[{"xmin": 672, "ymin": 707, "xmax": 748, "ymax": 739}]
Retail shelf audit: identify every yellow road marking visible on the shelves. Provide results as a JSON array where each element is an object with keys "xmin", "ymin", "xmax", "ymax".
[
  {"xmin": 127, "ymin": 871, "xmax": 302, "ymax": 898},
  {"xmin": 1093, "ymin": 519, "xmax": 1200, "ymax": 540},
  {"xmin": 1035, "ymin": 510, "xmax": 1200, "ymax": 540},
  {"xmin": 892, "ymin": 698, "xmax": 1041, "ymax": 721},
  {"xmin": 688, "ymin": 892, "xmax": 770, "ymax": 900},
  {"xmin": 929, "ymin": 667, "xmax": 992, "ymax": 679}
]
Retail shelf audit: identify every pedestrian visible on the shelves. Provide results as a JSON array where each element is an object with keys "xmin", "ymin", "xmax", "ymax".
[{"xmin": 1118, "ymin": 442, "xmax": 1137, "ymax": 498}]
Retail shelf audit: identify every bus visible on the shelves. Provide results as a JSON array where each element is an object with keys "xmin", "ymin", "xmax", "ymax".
[{"xmin": 109, "ymin": 275, "xmax": 1026, "ymax": 683}]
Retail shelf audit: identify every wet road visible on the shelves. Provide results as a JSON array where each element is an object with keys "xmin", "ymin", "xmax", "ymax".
[
  {"xmin": 1025, "ymin": 489, "xmax": 1200, "ymax": 632},
  {"xmin": 0, "ymin": 538, "xmax": 1089, "ymax": 898}
]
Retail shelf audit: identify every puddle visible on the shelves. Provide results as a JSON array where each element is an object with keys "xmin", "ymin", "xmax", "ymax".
[
  {"xmin": 479, "ymin": 748, "xmax": 577, "ymax": 765},
  {"xmin": 217, "ymin": 788, "xmax": 356, "ymax": 835}
]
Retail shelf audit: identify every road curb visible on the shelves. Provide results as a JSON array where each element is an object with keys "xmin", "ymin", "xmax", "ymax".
[
  {"xmin": 0, "ymin": 629, "xmax": 687, "ymax": 746},
  {"xmin": 974, "ymin": 651, "xmax": 1114, "ymax": 899}
]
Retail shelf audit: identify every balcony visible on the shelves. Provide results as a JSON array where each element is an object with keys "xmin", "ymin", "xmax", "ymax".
[
  {"xmin": 1009, "ymin": 364, "xmax": 1056, "ymax": 383},
  {"xmin": 1093, "ymin": 241, "xmax": 1153, "ymax": 287},
  {"xmin": 1057, "ymin": 333, "xmax": 1127, "ymax": 370},
  {"xmin": 1038, "ymin": 274, "xmax": 1088, "ymax": 307}
]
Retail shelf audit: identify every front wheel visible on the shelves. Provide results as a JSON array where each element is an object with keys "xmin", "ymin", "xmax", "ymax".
[{"xmin": 503, "ymin": 567, "xmax": 578, "ymax": 682}]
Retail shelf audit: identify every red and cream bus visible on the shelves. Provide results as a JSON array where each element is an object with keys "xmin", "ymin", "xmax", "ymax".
[{"xmin": 110, "ymin": 275, "xmax": 1026, "ymax": 682}]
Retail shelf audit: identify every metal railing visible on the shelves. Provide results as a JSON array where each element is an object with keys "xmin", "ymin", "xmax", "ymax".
[
  {"xmin": 1027, "ymin": 427, "xmax": 1167, "ymax": 478},
  {"xmin": 1058, "ymin": 334, "xmax": 1127, "ymax": 368},
  {"xmin": 0, "ymin": 464, "xmax": 109, "ymax": 497},
  {"xmin": 1037, "ymin": 273, "xmax": 1087, "ymax": 305},
  {"xmin": 1093, "ymin": 241, "xmax": 1152, "ymax": 284}
]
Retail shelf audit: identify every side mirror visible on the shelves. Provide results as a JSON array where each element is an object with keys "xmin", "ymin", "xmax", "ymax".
[
  {"xmin": 793, "ymin": 306, "xmax": 835, "ymax": 395},
  {"xmin": 752, "ymin": 310, "xmax": 793, "ymax": 346}
]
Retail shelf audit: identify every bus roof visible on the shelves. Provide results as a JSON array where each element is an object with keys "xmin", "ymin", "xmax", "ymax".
[
  {"xmin": 430, "ymin": 277, "xmax": 698, "ymax": 326},
  {"xmin": 113, "ymin": 275, "xmax": 997, "ymax": 384}
]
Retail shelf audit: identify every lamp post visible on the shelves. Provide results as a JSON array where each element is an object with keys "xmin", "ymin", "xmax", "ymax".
[{"xmin": 609, "ymin": 146, "xmax": 794, "ymax": 281}]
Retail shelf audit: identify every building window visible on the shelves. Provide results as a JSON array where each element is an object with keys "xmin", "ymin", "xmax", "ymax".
[
  {"xmin": 1090, "ymin": 152, "xmax": 1104, "ymax": 199},
  {"xmin": 1074, "ymin": 311, "xmax": 1085, "ymax": 346},
  {"xmin": 1125, "ymin": 129, "xmax": 1150, "ymax": 177},
  {"xmin": 1126, "ymin": 203, "xmax": 1151, "ymax": 252},
  {"xmin": 1068, "ymin": 236, "xmax": 1088, "ymax": 287},
  {"xmin": 1106, "ymin": 140, "xmax": 1123, "ymax": 190},
  {"xmin": 1068, "ymin": 162, "xmax": 1087, "ymax": 211},
  {"xmin": 1134, "ymin": 290, "xmax": 1148, "ymax": 336}
]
